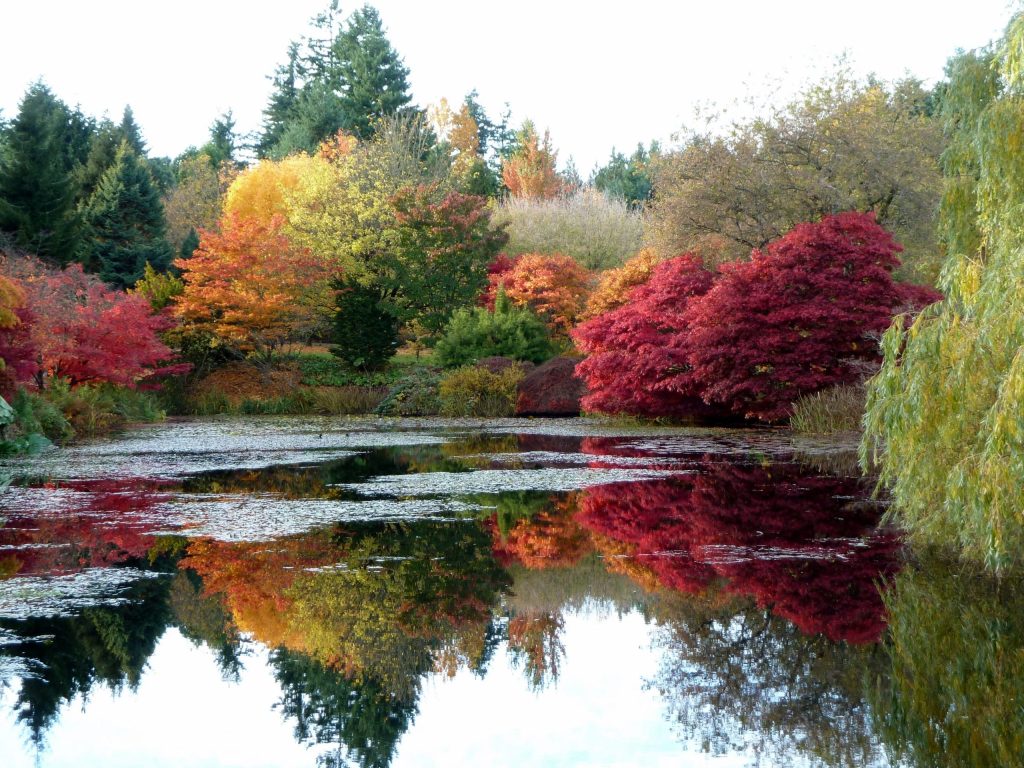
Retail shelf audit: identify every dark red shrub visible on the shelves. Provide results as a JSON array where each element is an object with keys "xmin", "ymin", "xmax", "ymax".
[{"xmin": 684, "ymin": 212, "xmax": 934, "ymax": 421}]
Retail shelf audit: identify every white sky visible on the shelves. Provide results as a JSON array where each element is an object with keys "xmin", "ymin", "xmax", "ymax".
[{"xmin": 0, "ymin": 1, "xmax": 1017, "ymax": 173}]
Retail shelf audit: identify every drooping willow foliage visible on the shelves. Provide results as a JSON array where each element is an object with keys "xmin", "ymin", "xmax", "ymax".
[{"xmin": 862, "ymin": 14, "xmax": 1024, "ymax": 570}]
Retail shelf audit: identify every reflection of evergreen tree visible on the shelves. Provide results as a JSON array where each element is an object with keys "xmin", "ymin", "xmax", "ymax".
[
  {"xmin": 168, "ymin": 569, "xmax": 243, "ymax": 679},
  {"xmin": 272, "ymin": 648, "xmax": 418, "ymax": 768},
  {"xmin": 0, "ymin": 574, "xmax": 171, "ymax": 747}
]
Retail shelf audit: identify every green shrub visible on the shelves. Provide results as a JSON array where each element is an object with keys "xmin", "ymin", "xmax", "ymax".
[
  {"xmin": 296, "ymin": 354, "xmax": 398, "ymax": 388},
  {"xmin": 790, "ymin": 385, "xmax": 866, "ymax": 434},
  {"xmin": 11, "ymin": 388, "xmax": 73, "ymax": 442},
  {"xmin": 330, "ymin": 278, "xmax": 400, "ymax": 370},
  {"xmin": 438, "ymin": 365, "xmax": 524, "ymax": 417},
  {"xmin": 376, "ymin": 368, "xmax": 442, "ymax": 416},
  {"xmin": 46, "ymin": 382, "xmax": 165, "ymax": 437},
  {"xmin": 435, "ymin": 293, "xmax": 555, "ymax": 368}
]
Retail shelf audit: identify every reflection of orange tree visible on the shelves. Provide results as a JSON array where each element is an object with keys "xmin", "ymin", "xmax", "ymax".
[
  {"xmin": 180, "ymin": 532, "xmax": 339, "ymax": 651},
  {"xmin": 577, "ymin": 460, "xmax": 902, "ymax": 643},
  {"xmin": 490, "ymin": 493, "xmax": 592, "ymax": 570},
  {"xmin": 182, "ymin": 522, "xmax": 509, "ymax": 701},
  {"xmin": 507, "ymin": 612, "xmax": 565, "ymax": 691}
]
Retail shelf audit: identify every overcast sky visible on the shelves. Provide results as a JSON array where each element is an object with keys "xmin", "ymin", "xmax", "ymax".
[{"xmin": 0, "ymin": 1, "xmax": 1016, "ymax": 172}]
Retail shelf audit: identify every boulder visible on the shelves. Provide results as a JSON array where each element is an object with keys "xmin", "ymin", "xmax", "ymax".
[{"xmin": 516, "ymin": 356, "xmax": 586, "ymax": 417}]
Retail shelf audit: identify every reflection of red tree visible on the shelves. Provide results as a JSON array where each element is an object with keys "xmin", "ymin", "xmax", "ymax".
[
  {"xmin": 577, "ymin": 460, "xmax": 902, "ymax": 643},
  {"xmin": 0, "ymin": 479, "xmax": 172, "ymax": 576}
]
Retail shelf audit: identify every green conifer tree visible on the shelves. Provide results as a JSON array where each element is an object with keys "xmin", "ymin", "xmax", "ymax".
[
  {"xmin": 81, "ymin": 142, "xmax": 172, "ymax": 288},
  {"xmin": 0, "ymin": 83, "xmax": 81, "ymax": 264},
  {"xmin": 334, "ymin": 5, "xmax": 413, "ymax": 139}
]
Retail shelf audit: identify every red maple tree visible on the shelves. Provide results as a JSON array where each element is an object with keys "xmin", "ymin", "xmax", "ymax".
[
  {"xmin": 3, "ymin": 257, "xmax": 185, "ymax": 388},
  {"xmin": 572, "ymin": 254, "xmax": 720, "ymax": 419},
  {"xmin": 683, "ymin": 212, "xmax": 940, "ymax": 421}
]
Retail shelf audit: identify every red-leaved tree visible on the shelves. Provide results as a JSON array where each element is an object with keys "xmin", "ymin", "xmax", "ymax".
[
  {"xmin": 572, "ymin": 254, "xmax": 720, "ymax": 419},
  {"xmin": 684, "ymin": 212, "xmax": 940, "ymax": 421},
  {"xmin": 3, "ymin": 257, "xmax": 185, "ymax": 388}
]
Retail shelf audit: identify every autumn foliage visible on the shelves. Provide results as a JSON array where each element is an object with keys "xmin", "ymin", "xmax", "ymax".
[
  {"xmin": 487, "ymin": 253, "xmax": 592, "ymax": 335},
  {"xmin": 574, "ymin": 212, "xmax": 940, "ymax": 422},
  {"xmin": 581, "ymin": 248, "xmax": 663, "ymax": 320},
  {"xmin": 501, "ymin": 125, "xmax": 565, "ymax": 200},
  {"xmin": 1, "ymin": 256, "xmax": 182, "ymax": 388},
  {"xmin": 174, "ymin": 213, "xmax": 329, "ymax": 358},
  {"xmin": 573, "ymin": 254, "xmax": 718, "ymax": 419},
  {"xmin": 684, "ymin": 212, "xmax": 940, "ymax": 421},
  {"xmin": 576, "ymin": 458, "xmax": 902, "ymax": 644}
]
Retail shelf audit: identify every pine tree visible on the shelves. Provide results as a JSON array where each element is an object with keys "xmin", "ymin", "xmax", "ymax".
[
  {"xmin": 81, "ymin": 142, "xmax": 173, "ymax": 288},
  {"xmin": 0, "ymin": 83, "xmax": 81, "ymax": 265},
  {"xmin": 334, "ymin": 5, "xmax": 412, "ymax": 139}
]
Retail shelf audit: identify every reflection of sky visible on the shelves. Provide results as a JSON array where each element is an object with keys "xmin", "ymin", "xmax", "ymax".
[{"xmin": 0, "ymin": 609, "xmax": 749, "ymax": 768}]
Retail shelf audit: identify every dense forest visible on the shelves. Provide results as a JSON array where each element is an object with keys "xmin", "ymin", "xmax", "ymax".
[{"xmin": 1, "ymin": 3, "xmax": 1023, "ymax": 569}]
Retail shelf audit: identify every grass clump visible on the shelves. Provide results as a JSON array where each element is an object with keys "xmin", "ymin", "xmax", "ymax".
[
  {"xmin": 493, "ymin": 189, "xmax": 643, "ymax": 270},
  {"xmin": 790, "ymin": 385, "xmax": 865, "ymax": 434},
  {"xmin": 438, "ymin": 365, "xmax": 524, "ymax": 417}
]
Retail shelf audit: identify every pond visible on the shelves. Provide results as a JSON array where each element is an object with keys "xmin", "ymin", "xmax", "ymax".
[{"xmin": 0, "ymin": 417, "xmax": 1020, "ymax": 768}]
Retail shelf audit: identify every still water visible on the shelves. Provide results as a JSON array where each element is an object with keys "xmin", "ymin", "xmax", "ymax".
[{"xmin": 0, "ymin": 417, "xmax": 1019, "ymax": 767}]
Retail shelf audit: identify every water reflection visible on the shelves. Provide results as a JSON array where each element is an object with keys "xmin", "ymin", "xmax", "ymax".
[{"xmin": 0, "ymin": 421, "xmax": 1016, "ymax": 767}]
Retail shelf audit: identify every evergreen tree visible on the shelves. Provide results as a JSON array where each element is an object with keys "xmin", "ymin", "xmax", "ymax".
[
  {"xmin": 77, "ymin": 118, "xmax": 123, "ymax": 201},
  {"xmin": 201, "ymin": 111, "xmax": 238, "ymax": 169},
  {"xmin": 81, "ymin": 141, "xmax": 173, "ymax": 287},
  {"xmin": 330, "ymin": 277, "xmax": 399, "ymax": 370},
  {"xmin": 0, "ymin": 83, "xmax": 81, "ymax": 265},
  {"xmin": 334, "ymin": 5, "xmax": 412, "ymax": 139},
  {"xmin": 592, "ymin": 143, "xmax": 657, "ymax": 208},
  {"xmin": 117, "ymin": 105, "xmax": 147, "ymax": 157},
  {"xmin": 259, "ymin": 42, "xmax": 302, "ymax": 157}
]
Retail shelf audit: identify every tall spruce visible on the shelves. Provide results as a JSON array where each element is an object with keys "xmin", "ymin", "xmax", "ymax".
[
  {"xmin": 0, "ymin": 83, "xmax": 81, "ymax": 265},
  {"xmin": 81, "ymin": 141, "xmax": 172, "ymax": 288},
  {"xmin": 257, "ymin": 3, "xmax": 414, "ymax": 156},
  {"xmin": 334, "ymin": 5, "xmax": 412, "ymax": 139}
]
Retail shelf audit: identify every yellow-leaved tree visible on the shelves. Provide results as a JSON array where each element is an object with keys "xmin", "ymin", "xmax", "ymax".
[{"xmin": 862, "ymin": 13, "xmax": 1024, "ymax": 569}]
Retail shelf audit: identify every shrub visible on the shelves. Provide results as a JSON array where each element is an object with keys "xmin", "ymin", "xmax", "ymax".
[
  {"xmin": 46, "ymin": 382, "xmax": 166, "ymax": 437},
  {"xmin": 330, "ymin": 278, "xmax": 399, "ymax": 370},
  {"xmin": 573, "ymin": 255, "xmax": 716, "ymax": 419},
  {"xmin": 493, "ymin": 189, "xmax": 643, "ymax": 270},
  {"xmin": 685, "ymin": 212, "xmax": 940, "ymax": 422},
  {"xmin": 790, "ymin": 385, "xmax": 866, "ymax": 434},
  {"xmin": 296, "ymin": 354, "xmax": 396, "ymax": 388},
  {"xmin": 434, "ymin": 290, "xmax": 555, "ymax": 368},
  {"xmin": 486, "ymin": 253, "xmax": 592, "ymax": 336},
  {"xmin": 376, "ymin": 368, "xmax": 443, "ymax": 416},
  {"xmin": 10, "ymin": 388, "xmax": 72, "ymax": 442},
  {"xmin": 438, "ymin": 365, "xmax": 524, "ymax": 417},
  {"xmin": 581, "ymin": 248, "xmax": 663, "ymax": 320}
]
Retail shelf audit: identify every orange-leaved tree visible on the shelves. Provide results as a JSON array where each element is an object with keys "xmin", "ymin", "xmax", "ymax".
[
  {"xmin": 501, "ymin": 123, "xmax": 565, "ymax": 200},
  {"xmin": 490, "ymin": 253, "xmax": 592, "ymax": 336},
  {"xmin": 581, "ymin": 248, "xmax": 663, "ymax": 320},
  {"xmin": 174, "ymin": 213, "xmax": 330, "ymax": 361}
]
